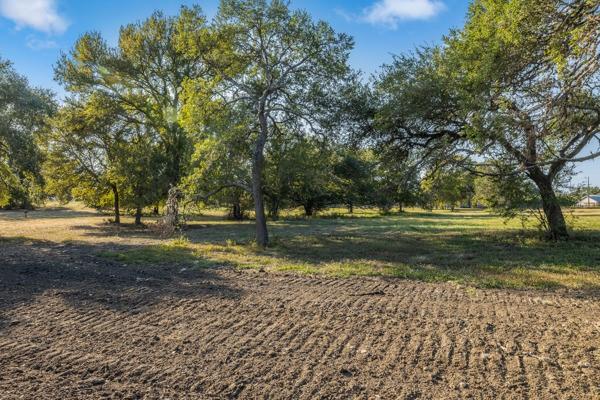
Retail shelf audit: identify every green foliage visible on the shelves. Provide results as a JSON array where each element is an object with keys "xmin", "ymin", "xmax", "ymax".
[
  {"xmin": 473, "ymin": 169, "xmax": 539, "ymax": 216},
  {"xmin": 12, "ymin": 0, "xmax": 596, "ymax": 243},
  {"xmin": 44, "ymin": 92, "xmax": 165, "ymax": 221},
  {"xmin": 420, "ymin": 162, "xmax": 474, "ymax": 211},
  {"xmin": 116, "ymin": 128, "xmax": 167, "ymax": 214},
  {"xmin": 181, "ymin": 0, "xmax": 355, "ymax": 246},
  {"xmin": 183, "ymin": 132, "xmax": 253, "ymax": 218},
  {"xmin": 372, "ymin": 152, "xmax": 420, "ymax": 212},
  {"xmin": 374, "ymin": 0, "xmax": 599, "ymax": 239},
  {"xmin": 332, "ymin": 150, "xmax": 374, "ymax": 212},
  {"xmin": 45, "ymin": 1, "xmax": 407, "ymax": 233},
  {"xmin": 55, "ymin": 6, "xmax": 210, "ymax": 190},
  {"xmin": 0, "ymin": 57, "xmax": 55, "ymax": 208},
  {"xmin": 283, "ymin": 138, "xmax": 336, "ymax": 216}
]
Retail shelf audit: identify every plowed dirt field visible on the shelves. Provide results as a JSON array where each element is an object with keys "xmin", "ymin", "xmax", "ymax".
[{"xmin": 1, "ymin": 240, "xmax": 599, "ymax": 399}]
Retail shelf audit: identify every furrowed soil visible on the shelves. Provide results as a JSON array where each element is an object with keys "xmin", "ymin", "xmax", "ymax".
[{"xmin": 1, "ymin": 240, "xmax": 599, "ymax": 399}]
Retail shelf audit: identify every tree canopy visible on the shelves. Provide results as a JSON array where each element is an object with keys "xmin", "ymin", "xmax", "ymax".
[
  {"xmin": 0, "ymin": 58, "xmax": 55, "ymax": 208},
  {"xmin": 181, "ymin": 0, "xmax": 354, "ymax": 246},
  {"xmin": 374, "ymin": 0, "xmax": 600, "ymax": 239},
  {"xmin": 55, "ymin": 6, "xmax": 210, "ymax": 190}
]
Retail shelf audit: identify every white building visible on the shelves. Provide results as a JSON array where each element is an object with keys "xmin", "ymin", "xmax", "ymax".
[{"xmin": 576, "ymin": 195, "xmax": 600, "ymax": 207}]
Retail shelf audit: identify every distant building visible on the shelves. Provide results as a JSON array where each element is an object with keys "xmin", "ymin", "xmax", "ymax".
[{"xmin": 576, "ymin": 195, "xmax": 600, "ymax": 207}]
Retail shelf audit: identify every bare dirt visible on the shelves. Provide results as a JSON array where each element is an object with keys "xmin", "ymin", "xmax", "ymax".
[{"xmin": 1, "ymin": 239, "xmax": 599, "ymax": 399}]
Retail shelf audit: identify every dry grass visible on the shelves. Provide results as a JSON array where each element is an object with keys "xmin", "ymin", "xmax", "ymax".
[{"xmin": 2, "ymin": 203, "xmax": 600, "ymax": 290}]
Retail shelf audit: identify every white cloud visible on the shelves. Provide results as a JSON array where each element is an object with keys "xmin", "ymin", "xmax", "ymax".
[
  {"xmin": 0, "ymin": 0, "xmax": 68, "ymax": 34},
  {"xmin": 363, "ymin": 0, "xmax": 445, "ymax": 28},
  {"xmin": 26, "ymin": 35, "xmax": 58, "ymax": 50}
]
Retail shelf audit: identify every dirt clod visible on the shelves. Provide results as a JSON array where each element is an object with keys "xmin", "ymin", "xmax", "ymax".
[{"xmin": 85, "ymin": 378, "xmax": 105, "ymax": 386}]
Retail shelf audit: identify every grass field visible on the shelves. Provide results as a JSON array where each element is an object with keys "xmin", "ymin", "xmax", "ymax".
[{"xmin": 1, "ymin": 204, "xmax": 600, "ymax": 290}]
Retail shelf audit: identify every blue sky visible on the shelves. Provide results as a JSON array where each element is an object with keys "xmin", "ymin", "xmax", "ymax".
[{"xmin": 0, "ymin": 0, "xmax": 597, "ymax": 186}]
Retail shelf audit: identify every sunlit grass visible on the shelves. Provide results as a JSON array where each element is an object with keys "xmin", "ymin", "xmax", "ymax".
[{"xmin": 3, "ymin": 204, "xmax": 600, "ymax": 290}]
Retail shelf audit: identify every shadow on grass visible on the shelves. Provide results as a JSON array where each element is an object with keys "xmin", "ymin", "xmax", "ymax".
[
  {"xmin": 251, "ymin": 227, "xmax": 600, "ymax": 293},
  {"xmin": 0, "ymin": 237, "xmax": 241, "ymax": 331},
  {"xmin": 67, "ymin": 209, "xmax": 504, "ymax": 245},
  {"xmin": 71, "ymin": 222, "xmax": 161, "ymax": 240},
  {"xmin": 274, "ymin": 230, "xmax": 600, "ymax": 267},
  {"xmin": 98, "ymin": 227, "xmax": 600, "ymax": 293},
  {"xmin": 69, "ymin": 210, "xmax": 600, "ymax": 293},
  {"xmin": 10, "ymin": 207, "xmax": 600, "ymax": 295},
  {"xmin": 0, "ymin": 207, "xmax": 101, "ymax": 221}
]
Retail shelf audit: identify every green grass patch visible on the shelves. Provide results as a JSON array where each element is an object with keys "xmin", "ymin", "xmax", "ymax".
[
  {"xmin": 182, "ymin": 209, "xmax": 600, "ymax": 290},
  {"xmin": 98, "ymin": 237, "xmax": 212, "ymax": 267},
  {"xmin": 33, "ymin": 207, "xmax": 600, "ymax": 290}
]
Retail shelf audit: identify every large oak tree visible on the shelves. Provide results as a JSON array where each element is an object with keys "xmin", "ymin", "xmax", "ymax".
[
  {"xmin": 376, "ymin": 0, "xmax": 599, "ymax": 239},
  {"xmin": 55, "ymin": 6, "xmax": 209, "ymax": 190},
  {"xmin": 181, "ymin": 0, "xmax": 354, "ymax": 247}
]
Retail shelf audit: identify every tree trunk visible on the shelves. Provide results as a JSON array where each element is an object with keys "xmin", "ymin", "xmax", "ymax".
[
  {"xmin": 398, "ymin": 203, "xmax": 404, "ymax": 213},
  {"xmin": 160, "ymin": 186, "xmax": 182, "ymax": 236},
  {"xmin": 268, "ymin": 201, "xmax": 280, "ymax": 220},
  {"xmin": 135, "ymin": 206, "xmax": 142, "ymax": 225},
  {"xmin": 347, "ymin": 203, "xmax": 353, "ymax": 214},
  {"xmin": 530, "ymin": 171, "xmax": 569, "ymax": 240},
  {"xmin": 231, "ymin": 202, "xmax": 243, "ymax": 221},
  {"xmin": 304, "ymin": 203, "xmax": 314, "ymax": 217},
  {"xmin": 111, "ymin": 184, "xmax": 120, "ymax": 224},
  {"xmin": 153, "ymin": 204, "xmax": 159, "ymax": 215},
  {"xmin": 165, "ymin": 125, "xmax": 185, "ymax": 189},
  {"xmin": 380, "ymin": 204, "xmax": 392, "ymax": 214},
  {"xmin": 253, "ymin": 105, "xmax": 269, "ymax": 248}
]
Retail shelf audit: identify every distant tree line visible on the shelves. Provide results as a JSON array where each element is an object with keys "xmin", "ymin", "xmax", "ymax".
[{"xmin": 0, "ymin": 0, "xmax": 597, "ymax": 244}]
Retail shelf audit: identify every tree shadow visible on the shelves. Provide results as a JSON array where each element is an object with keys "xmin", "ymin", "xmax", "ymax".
[
  {"xmin": 66, "ymin": 210, "xmax": 499, "ymax": 245},
  {"xmin": 253, "ymin": 228, "xmax": 600, "ymax": 296},
  {"xmin": 0, "ymin": 207, "xmax": 102, "ymax": 221},
  {"xmin": 0, "ymin": 237, "xmax": 241, "ymax": 332},
  {"xmin": 71, "ymin": 219, "xmax": 318, "ymax": 244},
  {"xmin": 71, "ymin": 223, "xmax": 160, "ymax": 240}
]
